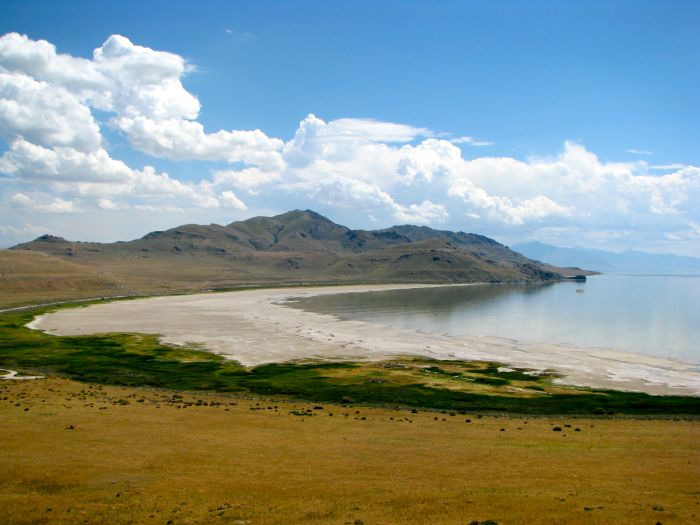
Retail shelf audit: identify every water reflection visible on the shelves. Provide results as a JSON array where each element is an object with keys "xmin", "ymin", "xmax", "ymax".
[
  {"xmin": 296, "ymin": 282, "xmax": 555, "ymax": 316},
  {"xmin": 289, "ymin": 275, "xmax": 699, "ymax": 362}
]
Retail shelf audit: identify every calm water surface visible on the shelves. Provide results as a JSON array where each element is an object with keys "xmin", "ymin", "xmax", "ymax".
[{"xmin": 291, "ymin": 274, "xmax": 700, "ymax": 363}]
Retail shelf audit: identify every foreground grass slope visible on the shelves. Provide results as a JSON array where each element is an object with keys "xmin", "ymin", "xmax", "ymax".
[
  {"xmin": 2, "ymin": 305, "xmax": 699, "ymax": 416},
  {"xmin": 1, "ymin": 377, "xmax": 698, "ymax": 525}
]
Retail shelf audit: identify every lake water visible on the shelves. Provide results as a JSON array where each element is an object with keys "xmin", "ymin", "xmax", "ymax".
[{"xmin": 290, "ymin": 274, "xmax": 700, "ymax": 364}]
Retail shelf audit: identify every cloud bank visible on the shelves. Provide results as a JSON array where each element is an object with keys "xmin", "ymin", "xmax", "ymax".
[{"xmin": 1, "ymin": 33, "xmax": 698, "ymax": 255}]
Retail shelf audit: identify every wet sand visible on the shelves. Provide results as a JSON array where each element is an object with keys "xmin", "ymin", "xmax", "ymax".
[{"xmin": 28, "ymin": 284, "xmax": 700, "ymax": 396}]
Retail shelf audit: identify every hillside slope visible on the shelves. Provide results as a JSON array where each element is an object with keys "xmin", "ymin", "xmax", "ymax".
[
  {"xmin": 8, "ymin": 210, "xmax": 588, "ymax": 301},
  {"xmin": 0, "ymin": 250, "xmax": 131, "ymax": 309}
]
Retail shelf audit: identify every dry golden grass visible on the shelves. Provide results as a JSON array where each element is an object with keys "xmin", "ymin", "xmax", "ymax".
[
  {"xmin": 1, "ymin": 377, "xmax": 698, "ymax": 524},
  {"xmin": 0, "ymin": 251, "xmax": 131, "ymax": 309}
]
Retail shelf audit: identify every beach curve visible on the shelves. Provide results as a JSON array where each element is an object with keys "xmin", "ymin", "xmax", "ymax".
[{"xmin": 27, "ymin": 284, "xmax": 700, "ymax": 396}]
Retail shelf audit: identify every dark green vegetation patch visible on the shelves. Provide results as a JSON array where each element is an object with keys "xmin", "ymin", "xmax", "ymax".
[{"xmin": 1, "ymin": 304, "xmax": 699, "ymax": 416}]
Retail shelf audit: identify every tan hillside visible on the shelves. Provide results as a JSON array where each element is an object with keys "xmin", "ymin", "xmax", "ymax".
[{"xmin": 0, "ymin": 250, "xmax": 131, "ymax": 309}]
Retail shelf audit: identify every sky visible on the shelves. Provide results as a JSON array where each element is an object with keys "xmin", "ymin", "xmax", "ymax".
[{"xmin": 0, "ymin": 0, "xmax": 699, "ymax": 256}]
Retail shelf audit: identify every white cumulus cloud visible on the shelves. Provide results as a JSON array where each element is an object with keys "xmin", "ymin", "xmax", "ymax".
[
  {"xmin": 0, "ymin": 32, "xmax": 283, "ymax": 171},
  {"xmin": 394, "ymin": 201, "xmax": 448, "ymax": 224},
  {"xmin": 0, "ymin": 72, "xmax": 102, "ymax": 151},
  {"xmin": 219, "ymin": 190, "xmax": 247, "ymax": 210},
  {"xmin": 1, "ymin": 33, "xmax": 698, "ymax": 256},
  {"xmin": 11, "ymin": 192, "xmax": 79, "ymax": 213}
]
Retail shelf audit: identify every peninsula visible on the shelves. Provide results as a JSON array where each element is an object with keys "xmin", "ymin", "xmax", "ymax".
[{"xmin": 3, "ymin": 210, "xmax": 589, "ymax": 308}]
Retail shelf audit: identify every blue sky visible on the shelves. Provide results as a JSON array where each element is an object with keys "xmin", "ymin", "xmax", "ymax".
[{"xmin": 1, "ymin": 1, "xmax": 699, "ymax": 255}]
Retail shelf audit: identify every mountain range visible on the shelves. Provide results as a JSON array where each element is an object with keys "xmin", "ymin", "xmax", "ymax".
[
  {"xmin": 513, "ymin": 241, "xmax": 700, "ymax": 274},
  {"xmin": 2, "ymin": 210, "xmax": 588, "ymax": 308}
]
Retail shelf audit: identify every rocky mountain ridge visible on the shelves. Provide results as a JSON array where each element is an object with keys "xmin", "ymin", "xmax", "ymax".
[{"xmin": 9, "ymin": 210, "xmax": 589, "ymax": 296}]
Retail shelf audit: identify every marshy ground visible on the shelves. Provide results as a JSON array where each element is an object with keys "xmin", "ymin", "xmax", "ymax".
[
  {"xmin": 1, "ymin": 376, "xmax": 699, "ymax": 525},
  {"xmin": 3, "ymin": 304, "xmax": 700, "ymax": 416}
]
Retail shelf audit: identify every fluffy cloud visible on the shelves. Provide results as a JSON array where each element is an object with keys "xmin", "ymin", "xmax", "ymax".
[
  {"xmin": 219, "ymin": 190, "xmax": 247, "ymax": 210},
  {"xmin": 0, "ymin": 138, "xmax": 132, "ymax": 182},
  {"xmin": 1, "ymin": 33, "xmax": 698, "ymax": 256},
  {"xmin": 0, "ymin": 33, "xmax": 263, "ymax": 214},
  {"xmin": 11, "ymin": 192, "xmax": 78, "ymax": 213},
  {"xmin": 448, "ymin": 179, "xmax": 571, "ymax": 225},
  {"xmin": 116, "ymin": 116, "xmax": 283, "ymax": 168},
  {"xmin": 188, "ymin": 112, "xmax": 700, "ymax": 246},
  {"xmin": 0, "ymin": 32, "xmax": 105, "ymax": 98},
  {"xmin": 397, "ymin": 138, "xmax": 463, "ymax": 184},
  {"xmin": 213, "ymin": 168, "xmax": 282, "ymax": 193},
  {"xmin": 92, "ymin": 34, "xmax": 199, "ymax": 119},
  {"xmin": 0, "ymin": 32, "xmax": 283, "ymax": 170},
  {"xmin": 282, "ymin": 114, "xmax": 411, "ymax": 170},
  {"xmin": 0, "ymin": 72, "xmax": 101, "ymax": 151},
  {"xmin": 394, "ymin": 201, "xmax": 448, "ymax": 224},
  {"xmin": 444, "ymin": 142, "xmax": 699, "ymax": 228},
  {"xmin": 1, "ymin": 138, "xmax": 247, "ymax": 212}
]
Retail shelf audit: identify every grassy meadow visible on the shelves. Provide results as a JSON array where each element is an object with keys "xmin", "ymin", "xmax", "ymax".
[{"xmin": 1, "ymin": 376, "xmax": 699, "ymax": 525}]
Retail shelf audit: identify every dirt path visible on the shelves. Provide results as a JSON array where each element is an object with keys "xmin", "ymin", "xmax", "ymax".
[{"xmin": 0, "ymin": 369, "xmax": 44, "ymax": 380}]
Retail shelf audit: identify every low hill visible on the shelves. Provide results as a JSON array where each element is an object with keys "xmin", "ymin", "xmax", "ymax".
[{"xmin": 7, "ymin": 210, "xmax": 589, "ymax": 303}]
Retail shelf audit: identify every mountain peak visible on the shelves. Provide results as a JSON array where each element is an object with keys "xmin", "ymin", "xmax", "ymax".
[
  {"xmin": 34, "ymin": 234, "xmax": 69, "ymax": 243},
  {"xmin": 7, "ymin": 209, "xmax": 586, "ymax": 287},
  {"xmin": 271, "ymin": 209, "xmax": 333, "ymax": 224}
]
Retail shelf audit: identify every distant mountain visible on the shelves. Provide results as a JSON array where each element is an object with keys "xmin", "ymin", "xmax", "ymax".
[
  {"xmin": 8, "ymin": 210, "xmax": 590, "ymax": 299},
  {"xmin": 513, "ymin": 241, "xmax": 700, "ymax": 274}
]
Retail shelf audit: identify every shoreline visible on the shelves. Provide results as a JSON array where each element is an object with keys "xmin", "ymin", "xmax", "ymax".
[{"xmin": 28, "ymin": 283, "xmax": 700, "ymax": 396}]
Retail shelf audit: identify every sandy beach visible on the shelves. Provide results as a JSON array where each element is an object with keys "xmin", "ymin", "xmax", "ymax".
[{"xmin": 28, "ymin": 284, "xmax": 700, "ymax": 396}]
